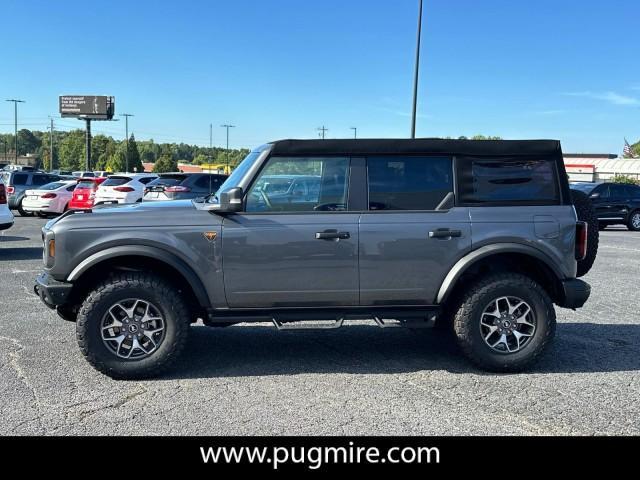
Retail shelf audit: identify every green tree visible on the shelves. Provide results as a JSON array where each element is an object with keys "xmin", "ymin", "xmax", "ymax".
[
  {"xmin": 127, "ymin": 134, "xmax": 143, "ymax": 172},
  {"xmin": 152, "ymin": 154, "xmax": 178, "ymax": 173},
  {"xmin": 610, "ymin": 174, "xmax": 639, "ymax": 185},
  {"xmin": 193, "ymin": 153, "xmax": 208, "ymax": 165},
  {"xmin": 58, "ymin": 130, "xmax": 85, "ymax": 171},
  {"xmin": 17, "ymin": 129, "xmax": 41, "ymax": 155},
  {"xmin": 106, "ymin": 145, "xmax": 127, "ymax": 173}
]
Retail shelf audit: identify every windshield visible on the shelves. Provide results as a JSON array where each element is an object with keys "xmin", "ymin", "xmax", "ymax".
[
  {"xmin": 149, "ymin": 174, "xmax": 188, "ymax": 187},
  {"xmin": 571, "ymin": 183, "xmax": 597, "ymax": 194},
  {"xmin": 207, "ymin": 146, "xmax": 268, "ymax": 202}
]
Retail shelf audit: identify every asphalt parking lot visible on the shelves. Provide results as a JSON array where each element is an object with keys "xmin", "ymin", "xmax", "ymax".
[{"xmin": 1, "ymin": 216, "xmax": 639, "ymax": 435}]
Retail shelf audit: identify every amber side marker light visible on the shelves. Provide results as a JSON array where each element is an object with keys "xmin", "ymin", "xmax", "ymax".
[{"xmin": 48, "ymin": 239, "xmax": 56, "ymax": 258}]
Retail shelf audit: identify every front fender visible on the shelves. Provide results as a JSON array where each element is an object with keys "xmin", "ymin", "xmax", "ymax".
[{"xmin": 67, "ymin": 245, "xmax": 211, "ymax": 307}]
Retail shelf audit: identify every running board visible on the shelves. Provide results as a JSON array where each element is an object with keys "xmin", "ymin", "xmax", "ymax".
[{"xmin": 271, "ymin": 314, "xmax": 437, "ymax": 331}]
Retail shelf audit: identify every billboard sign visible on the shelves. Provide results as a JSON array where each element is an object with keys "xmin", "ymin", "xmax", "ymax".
[{"xmin": 59, "ymin": 95, "xmax": 115, "ymax": 119}]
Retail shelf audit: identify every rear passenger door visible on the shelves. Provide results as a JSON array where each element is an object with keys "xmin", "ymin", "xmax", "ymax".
[{"xmin": 359, "ymin": 156, "xmax": 471, "ymax": 305}]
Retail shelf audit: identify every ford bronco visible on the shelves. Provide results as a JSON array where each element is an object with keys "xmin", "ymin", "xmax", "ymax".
[{"xmin": 35, "ymin": 139, "xmax": 592, "ymax": 379}]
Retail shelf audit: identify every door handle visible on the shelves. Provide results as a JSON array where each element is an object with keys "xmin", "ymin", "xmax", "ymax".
[
  {"xmin": 429, "ymin": 228, "xmax": 462, "ymax": 239},
  {"xmin": 315, "ymin": 229, "xmax": 350, "ymax": 240}
]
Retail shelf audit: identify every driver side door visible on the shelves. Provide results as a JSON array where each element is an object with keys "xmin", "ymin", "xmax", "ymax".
[{"xmin": 221, "ymin": 156, "xmax": 360, "ymax": 308}]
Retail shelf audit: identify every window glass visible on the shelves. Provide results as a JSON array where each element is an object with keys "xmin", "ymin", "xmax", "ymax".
[
  {"xmin": 194, "ymin": 175, "xmax": 223, "ymax": 189},
  {"xmin": 76, "ymin": 180, "xmax": 97, "ymax": 189},
  {"xmin": 138, "ymin": 177, "xmax": 156, "ymax": 185},
  {"xmin": 246, "ymin": 157, "xmax": 348, "ymax": 212},
  {"xmin": 460, "ymin": 158, "xmax": 558, "ymax": 204},
  {"xmin": 627, "ymin": 185, "xmax": 640, "ymax": 198},
  {"xmin": 367, "ymin": 156, "xmax": 452, "ymax": 210},
  {"xmin": 38, "ymin": 182, "xmax": 66, "ymax": 191},
  {"xmin": 103, "ymin": 176, "xmax": 132, "ymax": 186},
  {"xmin": 31, "ymin": 175, "xmax": 51, "ymax": 186},
  {"xmin": 610, "ymin": 184, "xmax": 627, "ymax": 197},
  {"xmin": 12, "ymin": 173, "xmax": 28, "ymax": 185}
]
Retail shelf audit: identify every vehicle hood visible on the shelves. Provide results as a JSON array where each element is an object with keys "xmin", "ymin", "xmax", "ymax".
[{"xmin": 46, "ymin": 200, "xmax": 220, "ymax": 231}]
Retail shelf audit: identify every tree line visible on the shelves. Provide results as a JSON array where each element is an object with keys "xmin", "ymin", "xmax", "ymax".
[{"xmin": 0, "ymin": 129, "xmax": 250, "ymax": 173}]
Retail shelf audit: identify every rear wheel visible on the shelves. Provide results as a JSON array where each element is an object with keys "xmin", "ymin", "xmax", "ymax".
[
  {"xmin": 628, "ymin": 211, "xmax": 640, "ymax": 232},
  {"xmin": 17, "ymin": 200, "xmax": 32, "ymax": 217},
  {"xmin": 76, "ymin": 272, "xmax": 190, "ymax": 379},
  {"xmin": 453, "ymin": 273, "xmax": 555, "ymax": 372}
]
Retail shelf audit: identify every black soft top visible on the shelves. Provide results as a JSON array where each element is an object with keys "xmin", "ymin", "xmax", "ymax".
[{"xmin": 270, "ymin": 138, "xmax": 562, "ymax": 157}]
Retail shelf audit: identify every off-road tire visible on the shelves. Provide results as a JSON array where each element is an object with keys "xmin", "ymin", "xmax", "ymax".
[
  {"xmin": 571, "ymin": 189, "xmax": 598, "ymax": 277},
  {"xmin": 453, "ymin": 273, "xmax": 556, "ymax": 372},
  {"xmin": 76, "ymin": 272, "xmax": 190, "ymax": 379},
  {"xmin": 627, "ymin": 210, "xmax": 640, "ymax": 232}
]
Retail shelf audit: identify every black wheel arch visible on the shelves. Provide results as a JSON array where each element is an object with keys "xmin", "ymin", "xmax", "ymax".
[
  {"xmin": 65, "ymin": 245, "xmax": 211, "ymax": 313},
  {"xmin": 437, "ymin": 244, "xmax": 566, "ymax": 306}
]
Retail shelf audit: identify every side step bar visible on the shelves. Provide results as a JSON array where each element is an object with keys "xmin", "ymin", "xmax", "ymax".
[{"xmin": 271, "ymin": 314, "xmax": 437, "ymax": 331}]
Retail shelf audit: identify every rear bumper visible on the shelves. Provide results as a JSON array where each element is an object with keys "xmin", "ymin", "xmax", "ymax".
[
  {"xmin": 34, "ymin": 272, "xmax": 73, "ymax": 308},
  {"xmin": 557, "ymin": 278, "xmax": 591, "ymax": 309}
]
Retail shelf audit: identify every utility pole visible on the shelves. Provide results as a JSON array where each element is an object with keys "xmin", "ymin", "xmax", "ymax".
[
  {"xmin": 209, "ymin": 123, "xmax": 213, "ymax": 163},
  {"xmin": 350, "ymin": 127, "xmax": 357, "ymax": 139},
  {"xmin": 317, "ymin": 126, "xmax": 328, "ymax": 140},
  {"xmin": 119, "ymin": 113, "xmax": 134, "ymax": 172},
  {"xmin": 410, "ymin": 0, "xmax": 423, "ymax": 139},
  {"xmin": 6, "ymin": 99, "xmax": 25, "ymax": 163},
  {"xmin": 84, "ymin": 118, "xmax": 92, "ymax": 171},
  {"xmin": 48, "ymin": 117, "xmax": 55, "ymax": 171},
  {"xmin": 221, "ymin": 124, "xmax": 235, "ymax": 171}
]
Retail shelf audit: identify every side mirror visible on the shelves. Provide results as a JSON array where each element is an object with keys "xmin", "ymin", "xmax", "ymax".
[
  {"xmin": 217, "ymin": 187, "xmax": 243, "ymax": 212},
  {"xmin": 205, "ymin": 187, "xmax": 243, "ymax": 213}
]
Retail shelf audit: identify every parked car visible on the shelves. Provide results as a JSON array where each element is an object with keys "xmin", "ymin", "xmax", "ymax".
[
  {"xmin": 69, "ymin": 177, "xmax": 108, "ymax": 210},
  {"xmin": 22, "ymin": 180, "xmax": 77, "ymax": 216},
  {"xmin": 248, "ymin": 174, "xmax": 321, "ymax": 211},
  {"xmin": 2, "ymin": 164, "xmax": 39, "ymax": 172},
  {"xmin": 94, "ymin": 173, "xmax": 158, "ymax": 204},
  {"xmin": 142, "ymin": 173, "xmax": 227, "ymax": 202},
  {"xmin": 93, "ymin": 171, "xmax": 109, "ymax": 178},
  {"xmin": 0, "ymin": 170, "xmax": 60, "ymax": 216},
  {"xmin": 72, "ymin": 171, "xmax": 95, "ymax": 178},
  {"xmin": 571, "ymin": 182, "xmax": 640, "ymax": 231},
  {"xmin": 50, "ymin": 169, "xmax": 73, "ymax": 176},
  {"xmin": 35, "ymin": 139, "xmax": 593, "ymax": 379},
  {"xmin": 0, "ymin": 177, "xmax": 14, "ymax": 230}
]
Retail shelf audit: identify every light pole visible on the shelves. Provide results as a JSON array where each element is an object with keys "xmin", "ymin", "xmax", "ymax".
[
  {"xmin": 350, "ymin": 127, "xmax": 357, "ymax": 139},
  {"xmin": 410, "ymin": 0, "xmax": 423, "ymax": 139},
  {"xmin": 119, "ymin": 113, "xmax": 134, "ymax": 172},
  {"xmin": 317, "ymin": 126, "xmax": 328, "ymax": 139},
  {"xmin": 6, "ymin": 99, "xmax": 25, "ymax": 163},
  {"xmin": 221, "ymin": 124, "xmax": 235, "ymax": 171}
]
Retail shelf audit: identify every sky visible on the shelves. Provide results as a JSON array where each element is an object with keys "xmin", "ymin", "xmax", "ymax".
[{"xmin": 1, "ymin": 0, "xmax": 639, "ymax": 154}]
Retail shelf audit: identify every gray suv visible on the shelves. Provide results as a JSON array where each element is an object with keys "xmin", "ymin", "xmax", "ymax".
[
  {"xmin": 1, "ymin": 170, "xmax": 60, "ymax": 216},
  {"xmin": 34, "ymin": 139, "xmax": 592, "ymax": 379}
]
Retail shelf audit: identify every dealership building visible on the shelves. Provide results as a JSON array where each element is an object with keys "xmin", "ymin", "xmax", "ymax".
[{"xmin": 564, "ymin": 153, "xmax": 640, "ymax": 182}]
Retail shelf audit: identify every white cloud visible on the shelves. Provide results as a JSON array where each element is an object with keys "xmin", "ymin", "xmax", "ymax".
[{"xmin": 562, "ymin": 91, "xmax": 640, "ymax": 106}]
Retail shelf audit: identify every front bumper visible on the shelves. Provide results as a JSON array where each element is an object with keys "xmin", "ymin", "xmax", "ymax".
[
  {"xmin": 34, "ymin": 272, "xmax": 73, "ymax": 308},
  {"xmin": 557, "ymin": 278, "xmax": 591, "ymax": 309}
]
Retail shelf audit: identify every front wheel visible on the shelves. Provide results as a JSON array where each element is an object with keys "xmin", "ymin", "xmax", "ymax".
[
  {"xmin": 76, "ymin": 272, "xmax": 190, "ymax": 379},
  {"xmin": 453, "ymin": 273, "xmax": 556, "ymax": 372}
]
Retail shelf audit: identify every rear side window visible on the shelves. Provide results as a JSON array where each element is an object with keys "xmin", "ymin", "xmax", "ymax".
[
  {"xmin": 458, "ymin": 158, "xmax": 559, "ymax": 205},
  {"xmin": 103, "ymin": 176, "xmax": 132, "ymax": 186},
  {"xmin": 194, "ymin": 175, "xmax": 224, "ymax": 190},
  {"xmin": 367, "ymin": 156, "xmax": 453, "ymax": 210},
  {"xmin": 12, "ymin": 173, "xmax": 28, "ymax": 185}
]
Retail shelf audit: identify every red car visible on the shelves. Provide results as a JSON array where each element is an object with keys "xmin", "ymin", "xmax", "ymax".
[{"xmin": 68, "ymin": 177, "xmax": 107, "ymax": 210}]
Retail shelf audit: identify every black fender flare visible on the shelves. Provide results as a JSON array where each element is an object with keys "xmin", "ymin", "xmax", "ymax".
[
  {"xmin": 436, "ymin": 243, "xmax": 566, "ymax": 304},
  {"xmin": 66, "ymin": 245, "xmax": 211, "ymax": 307}
]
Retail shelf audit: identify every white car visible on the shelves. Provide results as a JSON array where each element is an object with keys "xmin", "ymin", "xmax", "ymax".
[
  {"xmin": 94, "ymin": 173, "xmax": 158, "ymax": 204},
  {"xmin": 21, "ymin": 180, "xmax": 77, "ymax": 215},
  {"xmin": 0, "ymin": 178, "xmax": 14, "ymax": 230},
  {"xmin": 72, "ymin": 171, "xmax": 95, "ymax": 178}
]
